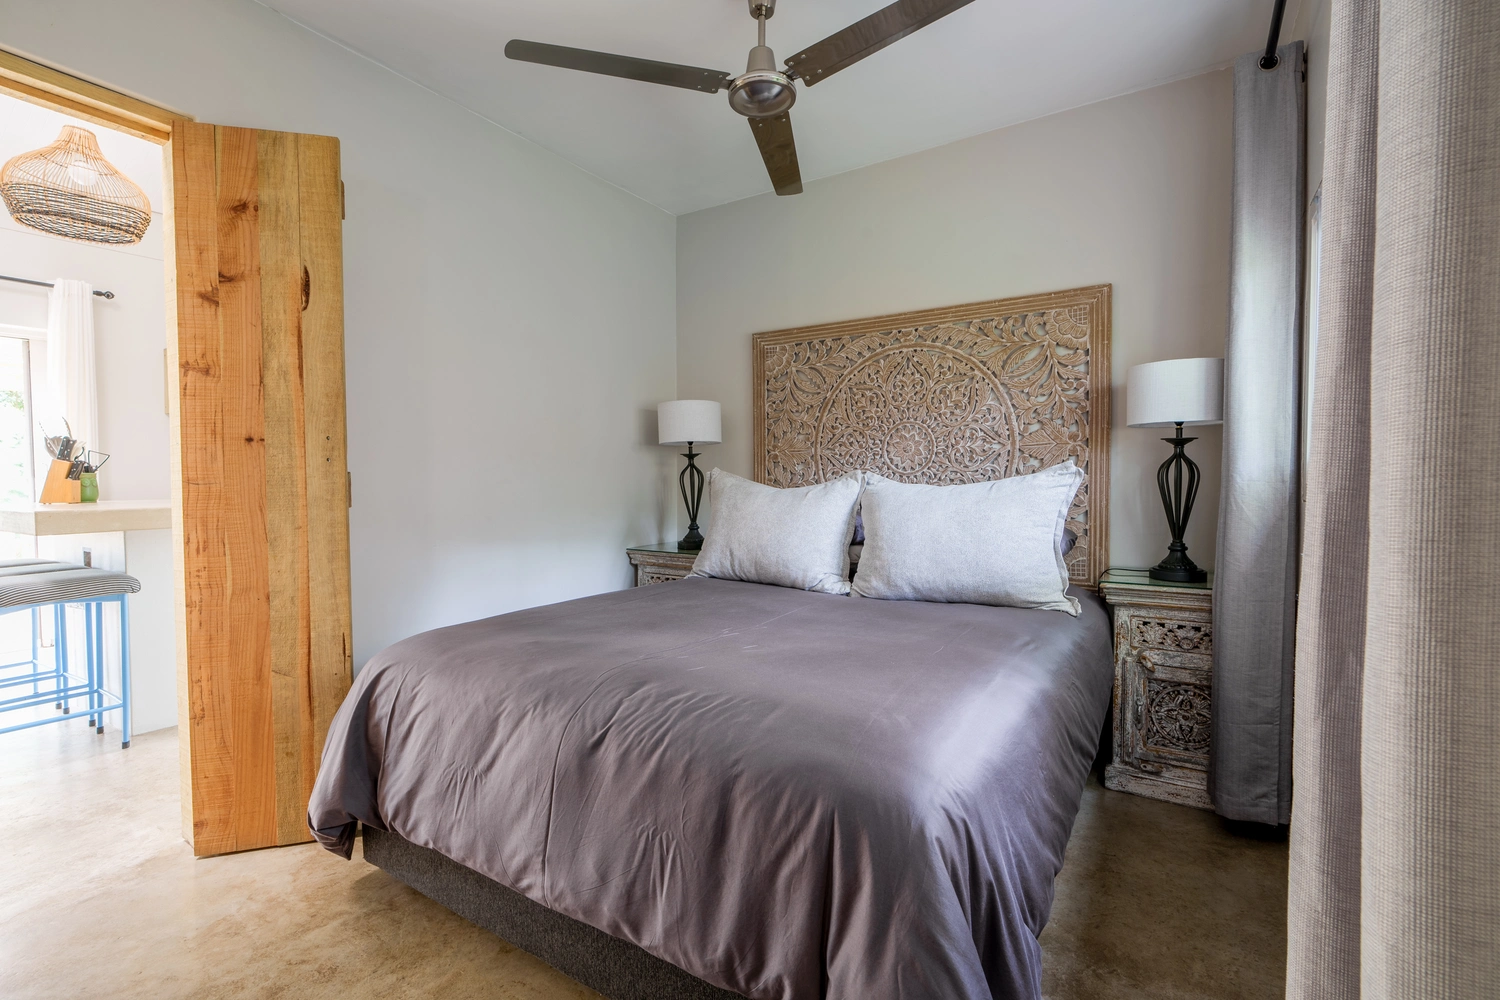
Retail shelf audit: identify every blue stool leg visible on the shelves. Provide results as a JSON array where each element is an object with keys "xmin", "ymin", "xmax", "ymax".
[
  {"xmin": 51, "ymin": 604, "xmax": 59, "ymax": 709},
  {"xmin": 82, "ymin": 605, "xmax": 90, "ymax": 722},
  {"xmin": 118, "ymin": 596, "xmax": 131, "ymax": 749},
  {"xmin": 94, "ymin": 603, "xmax": 105, "ymax": 735},
  {"xmin": 86, "ymin": 601, "xmax": 99, "ymax": 730},
  {"xmin": 30, "ymin": 606, "xmax": 39, "ymax": 697},
  {"xmin": 60, "ymin": 603, "xmax": 72, "ymax": 716},
  {"xmin": 53, "ymin": 603, "xmax": 67, "ymax": 714}
]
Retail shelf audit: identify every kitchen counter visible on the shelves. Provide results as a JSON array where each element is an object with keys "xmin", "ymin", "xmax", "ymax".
[{"xmin": 0, "ymin": 500, "xmax": 172, "ymax": 536}]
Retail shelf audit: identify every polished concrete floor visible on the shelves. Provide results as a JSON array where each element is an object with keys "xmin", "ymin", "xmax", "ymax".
[{"xmin": 1, "ymin": 722, "xmax": 1287, "ymax": 999}]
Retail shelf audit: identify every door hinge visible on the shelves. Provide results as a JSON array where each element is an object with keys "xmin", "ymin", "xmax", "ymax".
[
  {"xmin": 340, "ymin": 180, "xmax": 346, "ymax": 220},
  {"xmin": 346, "ymin": 471, "xmax": 352, "ymax": 507}
]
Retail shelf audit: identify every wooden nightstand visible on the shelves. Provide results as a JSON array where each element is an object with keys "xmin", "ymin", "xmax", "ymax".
[
  {"xmin": 1097, "ymin": 568, "xmax": 1214, "ymax": 810},
  {"xmin": 626, "ymin": 543, "xmax": 698, "ymax": 587}
]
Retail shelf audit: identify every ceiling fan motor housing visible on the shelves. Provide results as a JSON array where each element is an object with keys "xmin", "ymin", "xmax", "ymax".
[{"xmin": 729, "ymin": 44, "xmax": 796, "ymax": 117}]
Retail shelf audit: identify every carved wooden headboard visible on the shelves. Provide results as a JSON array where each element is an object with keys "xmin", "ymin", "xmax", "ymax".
[{"xmin": 752, "ymin": 285, "xmax": 1111, "ymax": 588}]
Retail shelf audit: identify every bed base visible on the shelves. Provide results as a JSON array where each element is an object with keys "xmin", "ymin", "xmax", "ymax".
[{"xmin": 361, "ymin": 825, "xmax": 745, "ymax": 1000}]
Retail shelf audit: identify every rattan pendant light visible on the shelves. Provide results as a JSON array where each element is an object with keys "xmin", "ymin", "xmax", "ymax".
[{"xmin": 1, "ymin": 126, "xmax": 151, "ymax": 244}]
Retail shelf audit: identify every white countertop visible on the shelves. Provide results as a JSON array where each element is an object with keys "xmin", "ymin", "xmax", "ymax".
[{"xmin": 0, "ymin": 500, "xmax": 172, "ymax": 535}]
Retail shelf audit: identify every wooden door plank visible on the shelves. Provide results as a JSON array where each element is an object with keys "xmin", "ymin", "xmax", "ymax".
[
  {"xmin": 296, "ymin": 134, "xmax": 352, "ymax": 774},
  {"xmin": 170, "ymin": 119, "xmax": 240, "ymax": 856},
  {"xmin": 258, "ymin": 130, "xmax": 315, "ymax": 846},
  {"xmin": 163, "ymin": 132, "xmax": 188, "ymax": 845},
  {"xmin": 167, "ymin": 120, "xmax": 219, "ymax": 849},
  {"xmin": 214, "ymin": 125, "xmax": 276, "ymax": 852}
]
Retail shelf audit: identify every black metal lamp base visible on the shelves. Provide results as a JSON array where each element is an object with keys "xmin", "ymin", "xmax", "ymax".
[
  {"xmin": 1150, "ymin": 423, "xmax": 1207, "ymax": 584},
  {"xmin": 677, "ymin": 444, "xmax": 706, "ymax": 553},
  {"xmin": 1149, "ymin": 549, "xmax": 1207, "ymax": 583}
]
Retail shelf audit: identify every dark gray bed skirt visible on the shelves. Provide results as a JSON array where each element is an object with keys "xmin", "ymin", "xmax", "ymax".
[{"xmin": 361, "ymin": 825, "xmax": 746, "ymax": 1000}]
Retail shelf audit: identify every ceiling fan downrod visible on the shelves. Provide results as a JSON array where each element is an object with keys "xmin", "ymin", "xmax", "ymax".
[{"xmin": 729, "ymin": 0, "xmax": 796, "ymax": 118}]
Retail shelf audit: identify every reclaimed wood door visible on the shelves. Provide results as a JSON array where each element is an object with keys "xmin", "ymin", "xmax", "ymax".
[{"xmin": 165, "ymin": 120, "xmax": 352, "ymax": 857}]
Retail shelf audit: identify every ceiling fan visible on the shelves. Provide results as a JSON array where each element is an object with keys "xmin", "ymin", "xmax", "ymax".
[{"xmin": 505, "ymin": 0, "xmax": 978, "ymax": 197}]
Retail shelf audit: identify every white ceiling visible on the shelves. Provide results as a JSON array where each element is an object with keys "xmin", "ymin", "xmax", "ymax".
[{"xmin": 264, "ymin": 0, "xmax": 1295, "ymax": 215}]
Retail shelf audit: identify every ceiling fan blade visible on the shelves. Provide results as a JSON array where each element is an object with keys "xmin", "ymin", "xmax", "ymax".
[
  {"xmin": 783, "ymin": 0, "xmax": 979, "ymax": 86},
  {"xmin": 504, "ymin": 40, "xmax": 731, "ymax": 94},
  {"xmin": 748, "ymin": 113, "xmax": 802, "ymax": 196}
]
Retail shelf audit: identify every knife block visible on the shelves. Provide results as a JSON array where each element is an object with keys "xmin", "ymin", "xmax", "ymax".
[{"xmin": 39, "ymin": 458, "xmax": 80, "ymax": 504}]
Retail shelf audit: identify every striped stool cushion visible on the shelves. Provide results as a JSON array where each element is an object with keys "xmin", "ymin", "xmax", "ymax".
[
  {"xmin": 0, "ymin": 564, "xmax": 141, "ymax": 609},
  {"xmin": 0, "ymin": 559, "xmax": 72, "ymax": 573}
]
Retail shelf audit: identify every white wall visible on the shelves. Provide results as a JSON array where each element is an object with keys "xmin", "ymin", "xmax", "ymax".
[
  {"xmin": 677, "ymin": 72, "xmax": 1233, "ymax": 571},
  {"xmin": 2, "ymin": 0, "xmax": 679, "ymax": 666}
]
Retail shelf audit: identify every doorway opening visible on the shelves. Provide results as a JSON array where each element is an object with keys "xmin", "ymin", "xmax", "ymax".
[{"xmin": 0, "ymin": 64, "xmax": 178, "ymax": 809}]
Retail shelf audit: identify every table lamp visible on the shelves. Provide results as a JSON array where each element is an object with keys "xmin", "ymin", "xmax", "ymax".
[
  {"xmin": 658, "ymin": 400, "xmax": 722, "ymax": 551},
  {"xmin": 1126, "ymin": 358, "xmax": 1224, "ymax": 583}
]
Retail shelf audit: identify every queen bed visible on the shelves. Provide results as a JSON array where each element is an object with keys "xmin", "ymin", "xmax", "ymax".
[{"xmin": 308, "ymin": 286, "xmax": 1115, "ymax": 1000}]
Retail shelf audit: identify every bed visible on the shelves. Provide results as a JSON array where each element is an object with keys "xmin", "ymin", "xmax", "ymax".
[{"xmin": 309, "ymin": 286, "xmax": 1115, "ymax": 1000}]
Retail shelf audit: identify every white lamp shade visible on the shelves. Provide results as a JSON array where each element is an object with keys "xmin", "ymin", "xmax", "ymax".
[
  {"xmin": 658, "ymin": 399, "xmax": 722, "ymax": 445},
  {"xmin": 1126, "ymin": 358, "xmax": 1224, "ymax": 427}
]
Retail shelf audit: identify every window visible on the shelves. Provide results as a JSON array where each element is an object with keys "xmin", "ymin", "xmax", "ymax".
[
  {"xmin": 0, "ymin": 335, "xmax": 35, "ymax": 562},
  {"xmin": 0, "ymin": 336, "xmax": 34, "ymax": 505},
  {"xmin": 1302, "ymin": 184, "xmax": 1322, "ymax": 492}
]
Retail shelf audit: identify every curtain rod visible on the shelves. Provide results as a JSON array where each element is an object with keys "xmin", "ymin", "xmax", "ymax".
[
  {"xmin": 0, "ymin": 273, "xmax": 115, "ymax": 299},
  {"xmin": 1259, "ymin": 0, "xmax": 1288, "ymax": 70}
]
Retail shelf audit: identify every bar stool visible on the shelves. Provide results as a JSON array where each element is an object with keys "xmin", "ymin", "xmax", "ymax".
[
  {"xmin": 0, "ymin": 560, "xmax": 141, "ymax": 748},
  {"xmin": 0, "ymin": 561, "xmax": 61, "ymax": 703}
]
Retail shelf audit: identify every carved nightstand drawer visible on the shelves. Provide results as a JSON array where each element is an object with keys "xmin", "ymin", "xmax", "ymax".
[
  {"xmin": 626, "ymin": 544, "xmax": 698, "ymax": 587},
  {"xmin": 1129, "ymin": 616, "xmax": 1212, "ymax": 655},
  {"xmin": 1098, "ymin": 569, "xmax": 1214, "ymax": 810}
]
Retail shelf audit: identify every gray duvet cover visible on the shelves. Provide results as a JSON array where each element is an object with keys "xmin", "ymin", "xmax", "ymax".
[{"xmin": 308, "ymin": 578, "xmax": 1113, "ymax": 1000}]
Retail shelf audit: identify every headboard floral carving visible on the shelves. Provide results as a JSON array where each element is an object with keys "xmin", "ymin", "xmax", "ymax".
[{"xmin": 753, "ymin": 285, "xmax": 1111, "ymax": 588}]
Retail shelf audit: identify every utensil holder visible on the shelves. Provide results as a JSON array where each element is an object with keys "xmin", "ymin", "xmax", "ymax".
[{"xmin": 39, "ymin": 458, "xmax": 80, "ymax": 504}]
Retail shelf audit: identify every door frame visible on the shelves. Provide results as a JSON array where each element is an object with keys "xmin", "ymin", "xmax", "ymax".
[{"xmin": 0, "ymin": 49, "xmax": 183, "ymax": 141}]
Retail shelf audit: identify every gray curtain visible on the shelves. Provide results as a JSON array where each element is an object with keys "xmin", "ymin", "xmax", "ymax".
[
  {"xmin": 1209, "ymin": 40, "xmax": 1305, "ymax": 824},
  {"xmin": 1288, "ymin": 0, "xmax": 1500, "ymax": 997},
  {"xmin": 1286, "ymin": 0, "xmax": 1376, "ymax": 994}
]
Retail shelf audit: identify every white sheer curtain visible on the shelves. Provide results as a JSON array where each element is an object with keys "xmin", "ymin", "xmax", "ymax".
[{"xmin": 44, "ymin": 278, "xmax": 98, "ymax": 453}]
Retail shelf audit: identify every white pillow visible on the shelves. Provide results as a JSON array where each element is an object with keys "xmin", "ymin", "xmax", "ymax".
[
  {"xmin": 689, "ymin": 469, "xmax": 863, "ymax": 594},
  {"xmin": 852, "ymin": 462, "xmax": 1083, "ymax": 615}
]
